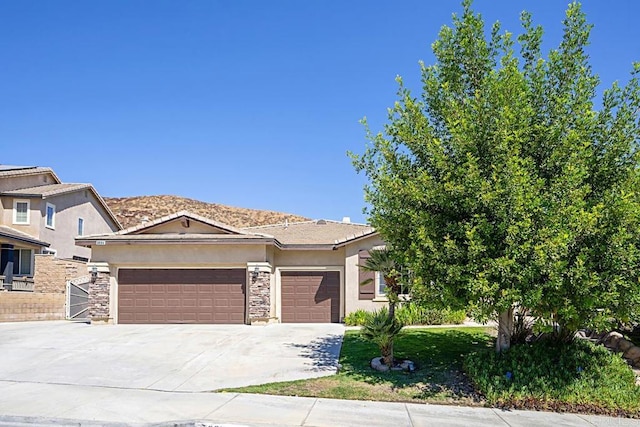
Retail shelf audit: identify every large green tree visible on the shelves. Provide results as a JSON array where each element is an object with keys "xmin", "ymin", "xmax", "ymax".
[{"xmin": 351, "ymin": 1, "xmax": 640, "ymax": 351}]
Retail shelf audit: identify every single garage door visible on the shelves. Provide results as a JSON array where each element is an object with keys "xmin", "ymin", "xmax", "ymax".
[
  {"xmin": 281, "ymin": 271, "xmax": 340, "ymax": 323},
  {"xmin": 118, "ymin": 269, "xmax": 246, "ymax": 324}
]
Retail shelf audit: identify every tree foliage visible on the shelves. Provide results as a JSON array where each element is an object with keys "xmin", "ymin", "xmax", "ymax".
[{"xmin": 351, "ymin": 0, "xmax": 640, "ymax": 341}]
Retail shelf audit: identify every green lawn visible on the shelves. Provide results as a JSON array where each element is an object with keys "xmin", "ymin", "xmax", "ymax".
[{"xmin": 221, "ymin": 327, "xmax": 493, "ymax": 405}]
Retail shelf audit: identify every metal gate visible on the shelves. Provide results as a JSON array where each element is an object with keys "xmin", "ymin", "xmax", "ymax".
[{"xmin": 66, "ymin": 275, "xmax": 90, "ymax": 320}]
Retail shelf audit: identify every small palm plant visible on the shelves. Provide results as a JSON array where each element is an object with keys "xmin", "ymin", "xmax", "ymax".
[
  {"xmin": 361, "ymin": 308, "xmax": 404, "ymax": 367},
  {"xmin": 359, "ymin": 248, "xmax": 407, "ymax": 367},
  {"xmin": 359, "ymin": 248, "xmax": 404, "ymax": 322}
]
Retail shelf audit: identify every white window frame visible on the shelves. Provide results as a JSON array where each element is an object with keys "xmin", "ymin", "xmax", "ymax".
[
  {"xmin": 13, "ymin": 199, "xmax": 30, "ymax": 225},
  {"xmin": 45, "ymin": 202, "xmax": 56, "ymax": 229},
  {"xmin": 78, "ymin": 217, "xmax": 84, "ymax": 236}
]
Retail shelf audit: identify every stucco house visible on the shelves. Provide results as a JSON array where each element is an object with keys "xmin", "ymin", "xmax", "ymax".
[
  {"xmin": 0, "ymin": 165, "xmax": 121, "ymax": 289},
  {"xmin": 76, "ymin": 211, "xmax": 388, "ymax": 324}
]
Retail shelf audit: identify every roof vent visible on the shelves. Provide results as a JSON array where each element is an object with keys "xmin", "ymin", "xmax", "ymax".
[
  {"xmin": 342, "ymin": 216, "xmax": 351, "ymax": 223},
  {"xmin": 316, "ymin": 219, "xmax": 327, "ymax": 225}
]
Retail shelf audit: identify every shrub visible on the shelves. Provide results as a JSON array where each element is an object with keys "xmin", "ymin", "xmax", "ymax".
[
  {"xmin": 345, "ymin": 303, "xmax": 467, "ymax": 326},
  {"xmin": 464, "ymin": 339, "xmax": 640, "ymax": 415},
  {"xmin": 344, "ymin": 309, "xmax": 373, "ymax": 326},
  {"xmin": 360, "ymin": 308, "xmax": 404, "ymax": 366}
]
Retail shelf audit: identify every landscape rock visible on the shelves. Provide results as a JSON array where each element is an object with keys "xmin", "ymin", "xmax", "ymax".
[
  {"xmin": 602, "ymin": 331, "xmax": 623, "ymax": 349},
  {"xmin": 617, "ymin": 339, "xmax": 634, "ymax": 353},
  {"xmin": 622, "ymin": 346, "xmax": 640, "ymax": 362},
  {"xmin": 370, "ymin": 357, "xmax": 389, "ymax": 372}
]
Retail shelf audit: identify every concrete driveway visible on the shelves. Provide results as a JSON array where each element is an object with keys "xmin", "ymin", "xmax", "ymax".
[{"xmin": 0, "ymin": 321, "xmax": 344, "ymax": 392}]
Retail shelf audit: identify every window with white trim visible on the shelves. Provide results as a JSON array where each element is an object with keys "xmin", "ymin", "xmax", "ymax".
[
  {"xmin": 77, "ymin": 218, "xmax": 84, "ymax": 236},
  {"xmin": 13, "ymin": 249, "xmax": 33, "ymax": 276},
  {"xmin": 45, "ymin": 203, "xmax": 56, "ymax": 229},
  {"xmin": 375, "ymin": 272, "xmax": 410, "ymax": 298},
  {"xmin": 13, "ymin": 200, "xmax": 30, "ymax": 224}
]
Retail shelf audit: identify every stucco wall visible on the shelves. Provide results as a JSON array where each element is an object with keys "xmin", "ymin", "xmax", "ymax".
[
  {"xmin": 1, "ymin": 197, "xmax": 42, "ymax": 238},
  {"xmin": 39, "ymin": 191, "xmax": 119, "ymax": 259},
  {"xmin": 344, "ymin": 235, "xmax": 387, "ymax": 315},
  {"xmin": 0, "ymin": 172, "xmax": 56, "ymax": 192},
  {"xmin": 91, "ymin": 243, "xmax": 268, "ymax": 267},
  {"xmin": 144, "ymin": 221, "xmax": 232, "ymax": 234}
]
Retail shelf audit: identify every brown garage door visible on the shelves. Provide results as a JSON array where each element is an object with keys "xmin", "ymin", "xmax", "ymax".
[
  {"xmin": 118, "ymin": 269, "xmax": 245, "ymax": 324},
  {"xmin": 281, "ymin": 271, "xmax": 340, "ymax": 323}
]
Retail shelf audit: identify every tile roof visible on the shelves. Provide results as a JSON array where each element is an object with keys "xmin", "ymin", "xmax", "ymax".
[
  {"xmin": 244, "ymin": 220, "xmax": 376, "ymax": 245},
  {"xmin": 0, "ymin": 225, "xmax": 50, "ymax": 247},
  {"xmin": 1, "ymin": 183, "xmax": 92, "ymax": 198},
  {"xmin": 0, "ymin": 166, "xmax": 60, "ymax": 181}
]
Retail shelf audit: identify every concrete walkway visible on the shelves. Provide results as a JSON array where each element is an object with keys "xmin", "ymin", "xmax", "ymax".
[{"xmin": 0, "ymin": 382, "xmax": 638, "ymax": 426}]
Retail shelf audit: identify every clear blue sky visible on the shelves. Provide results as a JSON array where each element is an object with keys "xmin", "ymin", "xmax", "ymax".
[{"xmin": 1, "ymin": 1, "xmax": 638, "ymax": 224}]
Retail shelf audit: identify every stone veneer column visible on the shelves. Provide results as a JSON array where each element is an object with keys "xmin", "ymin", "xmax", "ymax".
[
  {"xmin": 247, "ymin": 262, "xmax": 273, "ymax": 324},
  {"xmin": 87, "ymin": 262, "xmax": 111, "ymax": 324}
]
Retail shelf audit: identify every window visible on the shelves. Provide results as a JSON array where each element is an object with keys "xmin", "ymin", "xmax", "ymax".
[
  {"xmin": 13, "ymin": 249, "xmax": 33, "ymax": 276},
  {"xmin": 375, "ymin": 272, "xmax": 410, "ymax": 298},
  {"xmin": 78, "ymin": 218, "xmax": 84, "ymax": 236},
  {"xmin": 45, "ymin": 203, "xmax": 56, "ymax": 229},
  {"xmin": 13, "ymin": 200, "xmax": 30, "ymax": 224}
]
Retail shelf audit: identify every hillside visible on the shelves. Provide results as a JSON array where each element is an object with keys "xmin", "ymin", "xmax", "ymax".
[{"xmin": 105, "ymin": 195, "xmax": 310, "ymax": 229}]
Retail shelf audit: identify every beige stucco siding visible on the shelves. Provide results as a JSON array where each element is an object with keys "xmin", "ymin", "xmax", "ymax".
[
  {"xmin": 91, "ymin": 243, "xmax": 268, "ymax": 267},
  {"xmin": 141, "ymin": 221, "xmax": 231, "ymax": 234},
  {"xmin": 1, "ymin": 197, "xmax": 42, "ymax": 237},
  {"xmin": 343, "ymin": 235, "xmax": 387, "ymax": 315},
  {"xmin": 273, "ymin": 248, "xmax": 345, "ymax": 267},
  {"xmin": 39, "ymin": 191, "xmax": 119, "ymax": 259}
]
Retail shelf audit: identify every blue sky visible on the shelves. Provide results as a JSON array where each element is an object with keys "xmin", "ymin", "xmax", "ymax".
[{"xmin": 1, "ymin": 1, "xmax": 638, "ymax": 224}]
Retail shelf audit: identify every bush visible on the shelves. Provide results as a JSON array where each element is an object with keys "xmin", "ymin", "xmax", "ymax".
[
  {"xmin": 464, "ymin": 339, "xmax": 640, "ymax": 416},
  {"xmin": 360, "ymin": 308, "xmax": 404, "ymax": 366},
  {"xmin": 344, "ymin": 309, "xmax": 373, "ymax": 326},
  {"xmin": 344, "ymin": 303, "xmax": 467, "ymax": 326}
]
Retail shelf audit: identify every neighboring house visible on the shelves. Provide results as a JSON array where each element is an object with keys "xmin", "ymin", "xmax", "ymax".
[
  {"xmin": 0, "ymin": 165, "xmax": 121, "ymax": 287},
  {"xmin": 76, "ymin": 211, "xmax": 389, "ymax": 324}
]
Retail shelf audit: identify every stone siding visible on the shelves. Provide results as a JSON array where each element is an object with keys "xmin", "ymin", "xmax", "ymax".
[
  {"xmin": 248, "ymin": 271, "xmax": 271, "ymax": 322},
  {"xmin": 0, "ymin": 292, "xmax": 65, "ymax": 321},
  {"xmin": 88, "ymin": 271, "xmax": 111, "ymax": 322},
  {"xmin": 33, "ymin": 255, "xmax": 86, "ymax": 293}
]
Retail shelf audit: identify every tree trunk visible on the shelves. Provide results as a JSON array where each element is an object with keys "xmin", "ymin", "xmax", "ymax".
[
  {"xmin": 382, "ymin": 342, "xmax": 394, "ymax": 366},
  {"xmin": 388, "ymin": 301, "xmax": 396, "ymax": 323},
  {"xmin": 496, "ymin": 307, "xmax": 514, "ymax": 353}
]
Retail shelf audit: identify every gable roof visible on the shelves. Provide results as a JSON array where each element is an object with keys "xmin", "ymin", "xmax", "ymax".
[
  {"xmin": 244, "ymin": 220, "xmax": 377, "ymax": 246},
  {"xmin": 77, "ymin": 212, "xmax": 378, "ymax": 249},
  {"xmin": 0, "ymin": 165, "xmax": 61, "ymax": 182},
  {"xmin": 1, "ymin": 183, "xmax": 92, "ymax": 198},
  {"xmin": 114, "ymin": 211, "xmax": 249, "ymax": 236}
]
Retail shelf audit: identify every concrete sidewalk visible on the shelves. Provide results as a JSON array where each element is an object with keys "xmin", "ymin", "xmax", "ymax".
[{"xmin": 0, "ymin": 381, "xmax": 638, "ymax": 427}]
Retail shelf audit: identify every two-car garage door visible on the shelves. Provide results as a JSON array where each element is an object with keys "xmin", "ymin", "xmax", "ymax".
[{"xmin": 118, "ymin": 269, "xmax": 245, "ymax": 324}]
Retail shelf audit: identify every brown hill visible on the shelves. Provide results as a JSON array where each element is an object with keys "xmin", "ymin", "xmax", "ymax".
[{"xmin": 105, "ymin": 195, "xmax": 310, "ymax": 230}]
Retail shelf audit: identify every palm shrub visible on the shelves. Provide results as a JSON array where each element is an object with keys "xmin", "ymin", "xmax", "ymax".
[{"xmin": 360, "ymin": 308, "xmax": 404, "ymax": 366}]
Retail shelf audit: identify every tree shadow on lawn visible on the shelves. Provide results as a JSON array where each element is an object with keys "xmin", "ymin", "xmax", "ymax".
[{"xmin": 339, "ymin": 328, "xmax": 493, "ymax": 401}]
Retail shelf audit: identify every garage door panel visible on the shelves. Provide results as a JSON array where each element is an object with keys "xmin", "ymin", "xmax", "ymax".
[
  {"xmin": 118, "ymin": 269, "xmax": 246, "ymax": 324},
  {"xmin": 281, "ymin": 271, "xmax": 340, "ymax": 323}
]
